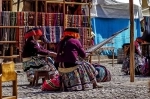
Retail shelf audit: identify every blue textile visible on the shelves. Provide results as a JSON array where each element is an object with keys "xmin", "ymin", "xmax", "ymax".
[{"xmin": 91, "ymin": 18, "xmax": 141, "ymax": 56}]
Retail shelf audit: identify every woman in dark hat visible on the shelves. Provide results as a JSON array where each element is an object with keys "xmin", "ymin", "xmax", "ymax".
[
  {"xmin": 55, "ymin": 28, "xmax": 102, "ymax": 91},
  {"xmin": 22, "ymin": 28, "xmax": 58, "ymax": 83}
]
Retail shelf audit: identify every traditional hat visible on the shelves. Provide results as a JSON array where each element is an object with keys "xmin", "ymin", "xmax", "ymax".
[
  {"xmin": 24, "ymin": 28, "xmax": 43, "ymax": 39},
  {"xmin": 62, "ymin": 28, "xmax": 80, "ymax": 39},
  {"xmin": 64, "ymin": 28, "xmax": 79, "ymax": 33}
]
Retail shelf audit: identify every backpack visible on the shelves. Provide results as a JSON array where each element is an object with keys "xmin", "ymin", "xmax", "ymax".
[{"xmin": 93, "ymin": 64, "xmax": 111, "ymax": 82}]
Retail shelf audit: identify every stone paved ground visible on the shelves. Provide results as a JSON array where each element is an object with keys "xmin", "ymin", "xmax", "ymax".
[{"xmin": 2, "ymin": 61, "xmax": 150, "ymax": 99}]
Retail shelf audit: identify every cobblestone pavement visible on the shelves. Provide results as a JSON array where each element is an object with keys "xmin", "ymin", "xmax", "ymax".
[{"xmin": 2, "ymin": 62, "xmax": 150, "ymax": 99}]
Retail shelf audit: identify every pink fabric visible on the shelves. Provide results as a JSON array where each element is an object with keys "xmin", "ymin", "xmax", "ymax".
[
  {"xmin": 41, "ymin": 74, "xmax": 60, "ymax": 91},
  {"xmin": 134, "ymin": 41, "xmax": 141, "ymax": 55}
]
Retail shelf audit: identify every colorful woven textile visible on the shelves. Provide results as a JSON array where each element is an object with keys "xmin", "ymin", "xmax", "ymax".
[
  {"xmin": 66, "ymin": 15, "xmax": 89, "ymax": 27},
  {"xmin": 41, "ymin": 26, "xmax": 63, "ymax": 43},
  {"xmin": 121, "ymin": 53, "xmax": 144, "ymax": 75},
  {"xmin": 23, "ymin": 57, "xmax": 58, "ymax": 82},
  {"xmin": 41, "ymin": 74, "xmax": 60, "ymax": 91},
  {"xmin": 93, "ymin": 64, "xmax": 111, "ymax": 82},
  {"xmin": 0, "ymin": 10, "xmax": 90, "ymax": 53},
  {"xmin": 59, "ymin": 61, "xmax": 97, "ymax": 91}
]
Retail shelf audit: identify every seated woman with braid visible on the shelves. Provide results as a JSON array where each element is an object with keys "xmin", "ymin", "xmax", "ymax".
[
  {"xmin": 55, "ymin": 28, "xmax": 102, "ymax": 91},
  {"xmin": 22, "ymin": 28, "xmax": 58, "ymax": 83}
]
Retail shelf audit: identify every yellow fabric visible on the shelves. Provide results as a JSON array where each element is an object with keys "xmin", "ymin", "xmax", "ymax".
[
  {"xmin": 58, "ymin": 66, "xmax": 78, "ymax": 73},
  {"xmin": 23, "ymin": 57, "xmax": 31, "ymax": 62},
  {"xmin": 1, "ymin": 61, "xmax": 17, "ymax": 82}
]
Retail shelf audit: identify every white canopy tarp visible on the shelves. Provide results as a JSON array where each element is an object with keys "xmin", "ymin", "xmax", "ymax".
[{"xmin": 90, "ymin": 0, "xmax": 143, "ymax": 19}]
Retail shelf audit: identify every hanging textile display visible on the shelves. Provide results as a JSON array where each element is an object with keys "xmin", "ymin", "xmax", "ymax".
[
  {"xmin": 23, "ymin": 26, "xmax": 63, "ymax": 43},
  {"xmin": 1, "ymin": 11, "xmax": 10, "ymax": 56},
  {"xmin": 0, "ymin": 0, "xmax": 91, "ymax": 56},
  {"xmin": 65, "ymin": 15, "xmax": 89, "ymax": 27},
  {"xmin": 40, "ymin": 26, "xmax": 63, "ymax": 43},
  {"xmin": 45, "ymin": 13, "xmax": 63, "ymax": 26},
  {"xmin": 10, "ymin": 12, "xmax": 17, "ymax": 41},
  {"xmin": 79, "ymin": 28, "xmax": 90, "ymax": 49}
]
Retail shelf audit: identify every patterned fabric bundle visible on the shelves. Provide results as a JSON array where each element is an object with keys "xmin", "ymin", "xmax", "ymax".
[
  {"xmin": 41, "ymin": 74, "xmax": 60, "ymax": 91},
  {"xmin": 93, "ymin": 64, "xmax": 111, "ymax": 82}
]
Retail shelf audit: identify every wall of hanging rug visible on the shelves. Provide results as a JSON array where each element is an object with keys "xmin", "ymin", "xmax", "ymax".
[
  {"xmin": 0, "ymin": 11, "xmax": 90, "ymax": 39},
  {"xmin": 0, "ymin": 11, "xmax": 64, "ymax": 26},
  {"xmin": 23, "ymin": 26, "xmax": 90, "ymax": 46}
]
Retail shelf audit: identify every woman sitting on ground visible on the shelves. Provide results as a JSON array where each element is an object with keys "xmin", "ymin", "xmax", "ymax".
[
  {"xmin": 55, "ymin": 28, "xmax": 102, "ymax": 91},
  {"xmin": 121, "ymin": 37, "xmax": 145, "ymax": 75},
  {"xmin": 22, "ymin": 28, "xmax": 58, "ymax": 83}
]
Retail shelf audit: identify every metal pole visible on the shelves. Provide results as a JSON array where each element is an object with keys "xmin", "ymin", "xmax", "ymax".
[{"xmin": 129, "ymin": 0, "xmax": 135, "ymax": 82}]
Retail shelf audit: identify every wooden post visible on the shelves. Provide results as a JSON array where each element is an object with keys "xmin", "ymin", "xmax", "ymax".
[
  {"xmin": 10, "ymin": 45, "xmax": 13, "ymax": 61},
  {"xmin": 17, "ymin": 0, "xmax": 20, "ymax": 11},
  {"xmin": 63, "ymin": 0, "xmax": 65, "ymax": 30},
  {"xmin": 35, "ymin": 0, "xmax": 38, "ymax": 26},
  {"xmin": 0, "ymin": 0, "xmax": 2, "ymax": 11},
  {"xmin": 45, "ymin": 1, "xmax": 47, "ymax": 12},
  {"xmin": 0, "ymin": 75, "xmax": 2, "ymax": 99},
  {"xmin": 129, "ymin": 0, "xmax": 135, "ymax": 82},
  {"xmin": 6, "ymin": 0, "xmax": 8, "ymax": 11},
  {"xmin": 112, "ymin": 49, "xmax": 114, "ymax": 67}
]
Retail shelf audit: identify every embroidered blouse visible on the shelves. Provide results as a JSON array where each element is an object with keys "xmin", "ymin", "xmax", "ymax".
[
  {"xmin": 55, "ymin": 38, "xmax": 86, "ymax": 63},
  {"xmin": 22, "ymin": 37, "xmax": 50, "ymax": 58}
]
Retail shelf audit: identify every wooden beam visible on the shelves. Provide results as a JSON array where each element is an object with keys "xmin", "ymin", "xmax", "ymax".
[
  {"xmin": 17, "ymin": 0, "xmax": 20, "ymax": 11},
  {"xmin": 129, "ymin": 0, "xmax": 135, "ymax": 82},
  {"xmin": 0, "ymin": 55, "xmax": 19, "ymax": 58},
  {"xmin": 0, "ymin": 41, "xmax": 17, "ymax": 44}
]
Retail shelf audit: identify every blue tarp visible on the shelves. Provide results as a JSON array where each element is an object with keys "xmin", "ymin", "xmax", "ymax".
[{"xmin": 91, "ymin": 18, "xmax": 141, "ymax": 56}]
